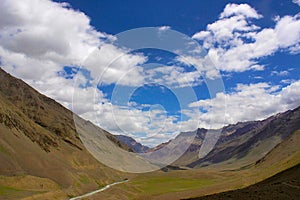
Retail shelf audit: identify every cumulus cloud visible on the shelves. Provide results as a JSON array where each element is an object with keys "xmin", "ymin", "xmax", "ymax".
[
  {"xmin": 189, "ymin": 81, "xmax": 300, "ymax": 127},
  {"xmin": 0, "ymin": 0, "xmax": 105, "ymax": 65},
  {"xmin": 275, "ymin": 14, "xmax": 300, "ymax": 49},
  {"xmin": 0, "ymin": 0, "xmax": 147, "ymax": 87},
  {"xmin": 84, "ymin": 44, "xmax": 147, "ymax": 86},
  {"xmin": 220, "ymin": 3, "xmax": 262, "ymax": 19},
  {"xmin": 192, "ymin": 3, "xmax": 300, "ymax": 72}
]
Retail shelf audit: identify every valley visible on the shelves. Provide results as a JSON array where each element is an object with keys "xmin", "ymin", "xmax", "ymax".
[
  {"xmin": 1, "ymin": 0, "xmax": 300, "ymax": 199},
  {"xmin": 0, "ymin": 68, "xmax": 299, "ymax": 199}
]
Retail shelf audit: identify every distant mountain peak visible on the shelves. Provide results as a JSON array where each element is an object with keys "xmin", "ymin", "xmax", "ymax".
[{"xmin": 116, "ymin": 135, "xmax": 150, "ymax": 153}]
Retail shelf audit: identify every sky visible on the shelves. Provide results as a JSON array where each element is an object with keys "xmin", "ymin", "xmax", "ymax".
[{"xmin": 0, "ymin": 0, "xmax": 300, "ymax": 147}]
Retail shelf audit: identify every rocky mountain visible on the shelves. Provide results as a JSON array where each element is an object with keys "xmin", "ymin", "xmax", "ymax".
[
  {"xmin": 116, "ymin": 135, "xmax": 150, "ymax": 153},
  {"xmin": 185, "ymin": 130, "xmax": 300, "ymax": 200},
  {"xmin": 0, "ymin": 68, "xmax": 133, "ymax": 199},
  {"xmin": 150, "ymin": 106, "xmax": 300, "ymax": 169},
  {"xmin": 188, "ymin": 106, "xmax": 300, "ymax": 169}
]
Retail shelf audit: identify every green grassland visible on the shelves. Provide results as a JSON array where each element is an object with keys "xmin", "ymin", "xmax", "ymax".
[
  {"xmin": 130, "ymin": 176, "xmax": 215, "ymax": 195},
  {"xmin": 0, "ymin": 185, "xmax": 41, "ymax": 199}
]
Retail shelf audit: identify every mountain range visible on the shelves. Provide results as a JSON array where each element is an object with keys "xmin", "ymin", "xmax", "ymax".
[
  {"xmin": 118, "ymin": 106, "xmax": 300, "ymax": 171},
  {"xmin": 116, "ymin": 135, "xmax": 150, "ymax": 153},
  {"xmin": 0, "ymin": 67, "xmax": 299, "ymax": 199}
]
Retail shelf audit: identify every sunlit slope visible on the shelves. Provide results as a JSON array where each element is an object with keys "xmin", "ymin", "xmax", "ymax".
[
  {"xmin": 170, "ymin": 106, "xmax": 300, "ymax": 170},
  {"xmin": 183, "ymin": 130, "xmax": 300, "ymax": 200},
  {"xmin": 0, "ymin": 68, "xmax": 132, "ymax": 199}
]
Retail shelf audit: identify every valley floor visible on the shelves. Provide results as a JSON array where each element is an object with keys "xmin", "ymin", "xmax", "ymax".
[
  {"xmin": 0, "ymin": 157, "xmax": 300, "ymax": 200},
  {"xmin": 185, "ymin": 164, "xmax": 300, "ymax": 200}
]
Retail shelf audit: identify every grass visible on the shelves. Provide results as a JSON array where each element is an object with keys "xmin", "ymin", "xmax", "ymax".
[
  {"xmin": 130, "ymin": 176, "xmax": 215, "ymax": 195},
  {"xmin": 79, "ymin": 175, "xmax": 90, "ymax": 184},
  {"xmin": 0, "ymin": 185, "xmax": 40, "ymax": 199},
  {"xmin": 95, "ymin": 180, "xmax": 106, "ymax": 188},
  {"xmin": 0, "ymin": 144, "xmax": 9, "ymax": 155},
  {"xmin": 0, "ymin": 185, "xmax": 22, "ymax": 195}
]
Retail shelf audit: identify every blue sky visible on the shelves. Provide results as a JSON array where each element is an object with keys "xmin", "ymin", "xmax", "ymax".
[
  {"xmin": 55, "ymin": 0, "xmax": 299, "ymax": 35},
  {"xmin": 0, "ymin": 0, "xmax": 300, "ymax": 146}
]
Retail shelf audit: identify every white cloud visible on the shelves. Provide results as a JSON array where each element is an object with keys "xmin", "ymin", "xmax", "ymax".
[
  {"xmin": 220, "ymin": 3, "xmax": 262, "ymax": 19},
  {"xmin": 192, "ymin": 31, "xmax": 210, "ymax": 41},
  {"xmin": 275, "ymin": 14, "xmax": 300, "ymax": 49},
  {"xmin": 293, "ymin": 0, "xmax": 300, "ymax": 6},
  {"xmin": 143, "ymin": 65, "xmax": 203, "ymax": 88},
  {"xmin": 158, "ymin": 26, "xmax": 171, "ymax": 32},
  {"xmin": 271, "ymin": 70, "xmax": 289, "ymax": 76},
  {"xmin": 279, "ymin": 80, "xmax": 300, "ymax": 108},
  {"xmin": 280, "ymin": 79, "xmax": 296, "ymax": 84},
  {"xmin": 0, "ymin": 46, "xmax": 60, "ymax": 80},
  {"xmin": 0, "ymin": 0, "xmax": 106, "ymax": 65},
  {"xmin": 192, "ymin": 3, "xmax": 300, "ymax": 72},
  {"xmin": 83, "ymin": 44, "xmax": 147, "ymax": 86},
  {"xmin": 0, "ymin": 0, "xmax": 148, "ymax": 88},
  {"xmin": 176, "ymin": 55, "xmax": 221, "ymax": 79},
  {"xmin": 189, "ymin": 81, "xmax": 300, "ymax": 127}
]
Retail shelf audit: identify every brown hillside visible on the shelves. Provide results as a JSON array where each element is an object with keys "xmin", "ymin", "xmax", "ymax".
[{"xmin": 0, "ymin": 68, "xmax": 132, "ymax": 199}]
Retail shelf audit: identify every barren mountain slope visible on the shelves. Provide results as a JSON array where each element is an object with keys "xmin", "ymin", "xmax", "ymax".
[{"xmin": 0, "ymin": 68, "xmax": 132, "ymax": 199}]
